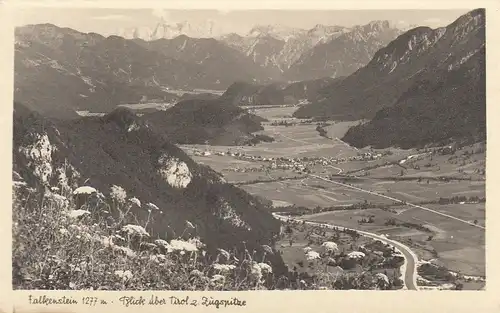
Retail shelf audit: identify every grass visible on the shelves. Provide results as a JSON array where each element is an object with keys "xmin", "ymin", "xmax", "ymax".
[
  {"xmin": 12, "ymin": 184, "xmax": 275, "ymax": 291},
  {"xmin": 12, "ymin": 182, "xmax": 399, "ymax": 290}
]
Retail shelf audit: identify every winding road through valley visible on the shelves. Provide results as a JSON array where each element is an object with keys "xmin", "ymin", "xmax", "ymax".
[{"xmin": 274, "ymin": 213, "xmax": 419, "ymax": 290}]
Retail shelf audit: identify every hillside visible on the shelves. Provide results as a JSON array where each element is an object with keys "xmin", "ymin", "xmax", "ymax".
[
  {"xmin": 13, "ymin": 102, "xmax": 285, "ymax": 273},
  {"xmin": 220, "ymin": 82, "xmax": 286, "ymax": 106},
  {"xmin": 282, "ymin": 77, "xmax": 342, "ymax": 103},
  {"xmin": 294, "ymin": 9, "xmax": 485, "ymax": 121},
  {"xmin": 133, "ymin": 35, "xmax": 278, "ymax": 84},
  {"xmin": 342, "ymin": 46, "xmax": 485, "ymax": 149},
  {"xmin": 219, "ymin": 79, "xmax": 346, "ymax": 107},
  {"xmin": 141, "ymin": 99, "xmax": 267, "ymax": 145},
  {"xmin": 14, "ymin": 24, "xmax": 272, "ymax": 119}
]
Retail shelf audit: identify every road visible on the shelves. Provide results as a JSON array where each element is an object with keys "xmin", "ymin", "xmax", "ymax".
[
  {"xmin": 308, "ymin": 174, "xmax": 485, "ymax": 230},
  {"xmin": 273, "ymin": 213, "xmax": 419, "ymax": 290}
]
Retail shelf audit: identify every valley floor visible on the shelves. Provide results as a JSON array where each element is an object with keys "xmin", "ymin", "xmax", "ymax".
[{"xmin": 180, "ymin": 105, "xmax": 486, "ymax": 290}]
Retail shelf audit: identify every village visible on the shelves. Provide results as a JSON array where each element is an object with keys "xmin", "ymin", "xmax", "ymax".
[{"xmin": 191, "ymin": 148, "xmax": 386, "ymax": 175}]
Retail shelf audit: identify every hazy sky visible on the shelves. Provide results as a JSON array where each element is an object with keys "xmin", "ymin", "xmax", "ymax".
[{"xmin": 14, "ymin": 8, "xmax": 471, "ymax": 36}]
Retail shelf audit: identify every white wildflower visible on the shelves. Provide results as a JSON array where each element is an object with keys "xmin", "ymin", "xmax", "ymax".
[
  {"xmin": 47, "ymin": 192, "xmax": 69, "ymax": 208},
  {"xmin": 67, "ymin": 209, "xmax": 90, "ymax": 218},
  {"xmin": 303, "ymin": 247, "xmax": 313, "ymax": 253},
  {"xmin": 154, "ymin": 239, "xmax": 173, "ymax": 252},
  {"xmin": 110, "ymin": 185, "xmax": 127, "ymax": 203},
  {"xmin": 257, "ymin": 263, "xmax": 273, "ymax": 273},
  {"xmin": 73, "ymin": 186, "xmax": 97, "ymax": 195},
  {"xmin": 121, "ymin": 224, "xmax": 150, "ymax": 237},
  {"xmin": 150, "ymin": 254, "xmax": 167, "ymax": 264},
  {"xmin": 217, "ymin": 248, "xmax": 231, "ymax": 260},
  {"xmin": 114, "ymin": 246, "xmax": 137, "ymax": 258},
  {"xmin": 99, "ymin": 236, "xmax": 114, "ymax": 247},
  {"xmin": 128, "ymin": 197, "xmax": 141, "ymax": 207},
  {"xmin": 187, "ymin": 237, "xmax": 205, "ymax": 249},
  {"xmin": 347, "ymin": 251, "xmax": 366, "ymax": 259},
  {"xmin": 250, "ymin": 263, "xmax": 263, "ymax": 281},
  {"xmin": 170, "ymin": 239, "xmax": 198, "ymax": 252},
  {"xmin": 140, "ymin": 242, "xmax": 157, "ymax": 249},
  {"xmin": 13, "ymin": 181, "xmax": 27, "ymax": 188},
  {"xmin": 114, "ymin": 270, "xmax": 133, "ymax": 281},
  {"xmin": 262, "ymin": 245, "xmax": 273, "ymax": 254},
  {"xmin": 306, "ymin": 251, "xmax": 321, "ymax": 261},
  {"xmin": 211, "ymin": 274, "xmax": 225, "ymax": 283},
  {"xmin": 146, "ymin": 203, "xmax": 160, "ymax": 211},
  {"xmin": 112, "ymin": 234, "xmax": 126, "ymax": 242},
  {"xmin": 190, "ymin": 269, "xmax": 204, "ymax": 277},
  {"xmin": 213, "ymin": 264, "xmax": 237, "ymax": 273},
  {"xmin": 59, "ymin": 228, "xmax": 69, "ymax": 235}
]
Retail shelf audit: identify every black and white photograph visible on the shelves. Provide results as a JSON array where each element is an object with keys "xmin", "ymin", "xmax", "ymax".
[{"xmin": 10, "ymin": 3, "xmax": 486, "ymax": 293}]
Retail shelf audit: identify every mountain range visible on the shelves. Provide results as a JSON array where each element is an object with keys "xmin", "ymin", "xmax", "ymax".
[
  {"xmin": 14, "ymin": 20, "xmax": 402, "ymax": 119},
  {"xmin": 118, "ymin": 18, "xmax": 224, "ymax": 40},
  {"xmin": 219, "ymin": 21, "xmax": 401, "ymax": 78},
  {"xmin": 14, "ymin": 24, "xmax": 274, "ymax": 118},
  {"xmin": 14, "ymin": 9, "xmax": 486, "ymax": 150},
  {"xmin": 294, "ymin": 9, "xmax": 485, "ymax": 148}
]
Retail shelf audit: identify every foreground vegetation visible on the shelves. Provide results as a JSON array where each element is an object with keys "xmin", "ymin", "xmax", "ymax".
[{"xmin": 13, "ymin": 181, "xmax": 405, "ymax": 290}]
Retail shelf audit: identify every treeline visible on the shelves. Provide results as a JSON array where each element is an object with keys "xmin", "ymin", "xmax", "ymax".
[
  {"xmin": 274, "ymin": 202, "xmax": 382, "ymax": 216},
  {"xmin": 315, "ymin": 124, "xmax": 331, "ymax": 139},
  {"xmin": 385, "ymin": 218, "xmax": 432, "ymax": 233},
  {"xmin": 244, "ymin": 134, "xmax": 275, "ymax": 146},
  {"xmin": 424, "ymin": 195, "xmax": 485, "ymax": 205},
  {"xmin": 234, "ymin": 176, "xmax": 304, "ymax": 186}
]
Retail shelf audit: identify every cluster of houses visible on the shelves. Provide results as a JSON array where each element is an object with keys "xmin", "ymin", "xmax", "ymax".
[{"xmin": 191, "ymin": 148, "xmax": 386, "ymax": 175}]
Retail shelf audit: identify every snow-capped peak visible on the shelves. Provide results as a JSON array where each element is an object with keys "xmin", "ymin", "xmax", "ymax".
[
  {"xmin": 247, "ymin": 24, "xmax": 307, "ymax": 41},
  {"xmin": 118, "ymin": 19, "xmax": 223, "ymax": 41}
]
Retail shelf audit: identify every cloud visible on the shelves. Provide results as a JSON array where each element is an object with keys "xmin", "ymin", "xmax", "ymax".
[
  {"xmin": 422, "ymin": 17, "xmax": 447, "ymax": 27},
  {"xmin": 152, "ymin": 8, "xmax": 173, "ymax": 21},
  {"xmin": 393, "ymin": 20, "xmax": 409, "ymax": 28},
  {"xmin": 91, "ymin": 14, "xmax": 131, "ymax": 21}
]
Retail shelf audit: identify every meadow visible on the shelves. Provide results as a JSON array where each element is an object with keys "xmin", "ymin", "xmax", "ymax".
[{"xmin": 180, "ymin": 106, "xmax": 486, "ymax": 283}]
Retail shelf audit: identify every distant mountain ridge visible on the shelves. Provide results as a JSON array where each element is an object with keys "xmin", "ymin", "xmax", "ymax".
[
  {"xmin": 14, "ymin": 24, "xmax": 275, "ymax": 118},
  {"xmin": 293, "ymin": 9, "xmax": 485, "ymax": 149},
  {"xmin": 118, "ymin": 18, "xmax": 224, "ymax": 40},
  {"xmin": 284, "ymin": 21, "xmax": 402, "ymax": 80},
  {"xmin": 219, "ymin": 21, "xmax": 400, "ymax": 78},
  {"xmin": 294, "ymin": 9, "xmax": 485, "ymax": 120},
  {"xmin": 118, "ymin": 19, "xmax": 402, "ymax": 79}
]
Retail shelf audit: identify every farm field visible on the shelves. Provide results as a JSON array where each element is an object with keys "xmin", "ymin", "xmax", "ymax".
[{"xmin": 180, "ymin": 106, "xmax": 486, "ymax": 281}]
